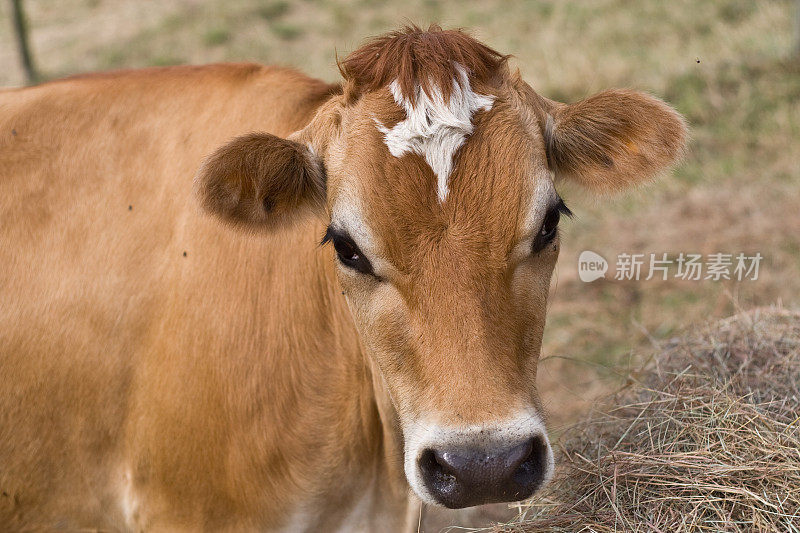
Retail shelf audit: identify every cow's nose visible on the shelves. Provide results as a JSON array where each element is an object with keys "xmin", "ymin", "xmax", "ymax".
[{"xmin": 418, "ymin": 435, "xmax": 549, "ymax": 508}]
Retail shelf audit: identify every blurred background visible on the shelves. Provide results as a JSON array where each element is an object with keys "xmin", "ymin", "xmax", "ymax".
[{"xmin": 2, "ymin": 0, "xmax": 798, "ymax": 458}]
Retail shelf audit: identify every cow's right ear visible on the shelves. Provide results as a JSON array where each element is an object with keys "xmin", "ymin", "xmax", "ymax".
[{"xmin": 195, "ymin": 133, "xmax": 325, "ymax": 231}]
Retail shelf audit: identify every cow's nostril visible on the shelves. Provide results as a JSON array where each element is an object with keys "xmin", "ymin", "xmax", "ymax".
[
  {"xmin": 419, "ymin": 448, "xmax": 458, "ymax": 495},
  {"xmin": 513, "ymin": 435, "xmax": 548, "ymax": 488}
]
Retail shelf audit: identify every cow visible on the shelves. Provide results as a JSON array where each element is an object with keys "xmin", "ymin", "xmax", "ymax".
[{"xmin": 0, "ymin": 25, "xmax": 686, "ymax": 531}]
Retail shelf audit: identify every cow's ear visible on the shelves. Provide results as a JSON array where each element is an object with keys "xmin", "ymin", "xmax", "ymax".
[
  {"xmin": 542, "ymin": 89, "xmax": 687, "ymax": 192},
  {"xmin": 195, "ymin": 133, "xmax": 325, "ymax": 230}
]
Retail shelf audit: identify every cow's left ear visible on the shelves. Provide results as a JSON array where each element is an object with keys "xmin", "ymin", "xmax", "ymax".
[
  {"xmin": 540, "ymin": 89, "xmax": 688, "ymax": 192},
  {"xmin": 195, "ymin": 132, "xmax": 325, "ymax": 231}
]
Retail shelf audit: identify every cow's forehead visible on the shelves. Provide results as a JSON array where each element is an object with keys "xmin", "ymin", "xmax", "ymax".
[
  {"xmin": 374, "ymin": 65, "xmax": 495, "ymax": 203},
  {"xmin": 329, "ymin": 85, "xmax": 555, "ymax": 276}
]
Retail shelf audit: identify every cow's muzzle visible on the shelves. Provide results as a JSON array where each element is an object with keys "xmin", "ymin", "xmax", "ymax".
[
  {"xmin": 417, "ymin": 433, "xmax": 550, "ymax": 508},
  {"xmin": 404, "ymin": 413, "xmax": 555, "ymax": 508}
]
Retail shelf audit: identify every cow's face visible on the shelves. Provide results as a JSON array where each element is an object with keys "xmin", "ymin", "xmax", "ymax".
[
  {"xmin": 320, "ymin": 83, "xmax": 565, "ymax": 508},
  {"xmin": 196, "ymin": 27, "xmax": 686, "ymax": 509}
]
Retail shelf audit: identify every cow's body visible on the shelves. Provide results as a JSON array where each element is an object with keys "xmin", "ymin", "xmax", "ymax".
[
  {"xmin": 1, "ymin": 26, "xmax": 687, "ymax": 532},
  {"xmin": 0, "ymin": 64, "xmax": 410, "ymax": 531}
]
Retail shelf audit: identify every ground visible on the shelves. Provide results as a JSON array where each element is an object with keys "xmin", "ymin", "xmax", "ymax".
[{"xmin": 1, "ymin": 0, "xmax": 798, "ymax": 529}]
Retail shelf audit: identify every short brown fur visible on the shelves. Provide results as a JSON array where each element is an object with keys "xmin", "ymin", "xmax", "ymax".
[
  {"xmin": 339, "ymin": 24, "xmax": 508, "ymax": 104},
  {"xmin": 0, "ymin": 27, "xmax": 686, "ymax": 531}
]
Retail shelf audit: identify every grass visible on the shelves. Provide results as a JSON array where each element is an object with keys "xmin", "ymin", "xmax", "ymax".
[
  {"xmin": 255, "ymin": 1, "xmax": 289, "ymax": 20},
  {"xmin": 271, "ymin": 22, "xmax": 303, "ymax": 40},
  {"xmin": 502, "ymin": 307, "xmax": 800, "ymax": 532},
  {"xmin": 203, "ymin": 27, "xmax": 231, "ymax": 46}
]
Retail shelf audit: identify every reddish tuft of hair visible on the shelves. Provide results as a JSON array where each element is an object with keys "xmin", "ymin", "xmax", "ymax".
[{"xmin": 338, "ymin": 24, "xmax": 508, "ymax": 105}]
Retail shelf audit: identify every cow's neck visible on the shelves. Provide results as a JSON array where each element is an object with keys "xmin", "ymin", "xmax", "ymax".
[
  {"xmin": 289, "ymin": 321, "xmax": 413, "ymax": 530},
  {"xmin": 366, "ymin": 355, "xmax": 406, "ymax": 485},
  {"xmin": 297, "ymin": 257, "xmax": 411, "ymax": 528}
]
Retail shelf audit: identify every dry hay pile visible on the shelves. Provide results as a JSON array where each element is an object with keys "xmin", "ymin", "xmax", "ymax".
[{"xmin": 504, "ymin": 308, "xmax": 800, "ymax": 532}]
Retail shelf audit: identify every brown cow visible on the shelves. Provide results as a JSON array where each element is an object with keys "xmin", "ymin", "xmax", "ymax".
[{"xmin": 0, "ymin": 26, "xmax": 686, "ymax": 531}]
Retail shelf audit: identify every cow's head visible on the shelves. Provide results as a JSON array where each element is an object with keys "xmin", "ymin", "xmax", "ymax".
[{"xmin": 196, "ymin": 26, "xmax": 687, "ymax": 509}]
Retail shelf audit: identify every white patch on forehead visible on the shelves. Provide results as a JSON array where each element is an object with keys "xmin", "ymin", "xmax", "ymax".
[{"xmin": 374, "ymin": 64, "xmax": 495, "ymax": 203}]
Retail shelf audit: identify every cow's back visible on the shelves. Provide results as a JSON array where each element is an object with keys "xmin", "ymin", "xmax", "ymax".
[{"xmin": 0, "ymin": 64, "xmax": 343, "ymax": 529}]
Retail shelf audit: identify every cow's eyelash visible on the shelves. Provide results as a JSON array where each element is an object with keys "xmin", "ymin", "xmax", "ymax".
[
  {"xmin": 554, "ymin": 198, "xmax": 573, "ymax": 219},
  {"xmin": 320, "ymin": 227, "xmax": 334, "ymax": 246}
]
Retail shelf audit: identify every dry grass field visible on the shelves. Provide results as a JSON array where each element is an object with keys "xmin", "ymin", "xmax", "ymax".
[
  {"xmin": 1, "ymin": 0, "xmax": 798, "ymax": 530},
  {"xmin": 504, "ymin": 307, "xmax": 800, "ymax": 532}
]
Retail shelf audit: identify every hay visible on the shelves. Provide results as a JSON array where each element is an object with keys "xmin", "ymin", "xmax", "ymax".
[{"xmin": 502, "ymin": 308, "xmax": 800, "ymax": 532}]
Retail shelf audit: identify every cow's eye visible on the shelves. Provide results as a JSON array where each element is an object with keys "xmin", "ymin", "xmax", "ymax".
[
  {"xmin": 322, "ymin": 228, "xmax": 375, "ymax": 276},
  {"xmin": 532, "ymin": 199, "xmax": 572, "ymax": 254},
  {"xmin": 334, "ymin": 237, "xmax": 360, "ymax": 264}
]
